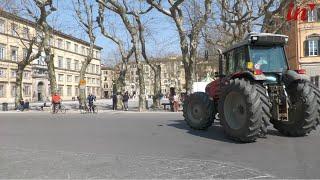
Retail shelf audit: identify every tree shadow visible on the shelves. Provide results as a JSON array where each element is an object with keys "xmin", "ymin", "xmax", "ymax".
[{"xmin": 167, "ymin": 119, "xmax": 242, "ymax": 144}]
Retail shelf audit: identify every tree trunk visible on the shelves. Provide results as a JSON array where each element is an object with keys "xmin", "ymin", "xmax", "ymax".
[
  {"xmin": 152, "ymin": 65, "xmax": 161, "ymax": 109},
  {"xmin": 114, "ymin": 62, "xmax": 127, "ymax": 94},
  {"xmin": 15, "ymin": 65, "xmax": 24, "ymax": 108},
  {"xmin": 137, "ymin": 63, "xmax": 146, "ymax": 112},
  {"xmin": 78, "ymin": 61, "xmax": 89, "ymax": 108},
  {"xmin": 46, "ymin": 54, "xmax": 57, "ymax": 95}
]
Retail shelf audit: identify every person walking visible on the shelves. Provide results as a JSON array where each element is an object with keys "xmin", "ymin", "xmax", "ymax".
[
  {"xmin": 112, "ymin": 93, "xmax": 117, "ymax": 110},
  {"xmin": 51, "ymin": 92, "xmax": 62, "ymax": 113},
  {"xmin": 122, "ymin": 91, "xmax": 129, "ymax": 111},
  {"xmin": 173, "ymin": 93, "xmax": 179, "ymax": 112},
  {"xmin": 87, "ymin": 93, "xmax": 96, "ymax": 112}
]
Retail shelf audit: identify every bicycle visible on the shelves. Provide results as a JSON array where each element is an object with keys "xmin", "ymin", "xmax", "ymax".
[
  {"xmin": 50, "ymin": 103, "xmax": 67, "ymax": 114},
  {"xmin": 79, "ymin": 104, "xmax": 98, "ymax": 114}
]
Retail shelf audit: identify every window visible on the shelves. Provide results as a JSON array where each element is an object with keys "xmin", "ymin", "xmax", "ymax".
[
  {"xmin": 57, "ymin": 39, "xmax": 63, "ymax": 48},
  {"xmin": 58, "ymin": 74, "xmax": 64, "ymax": 82},
  {"xmin": 11, "ymin": 70, "xmax": 16, "ymax": 78},
  {"xmin": 0, "ymin": 69, "xmax": 6, "ymax": 77},
  {"xmin": 308, "ymin": 9, "xmax": 316, "ymax": 22},
  {"xmin": 11, "ymin": 46, "xmax": 18, "ymax": 61},
  {"xmin": 22, "ymin": 27, "xmax": 29, "ymax": 39},
  {"xmin": 23, "ymin": 84, "xmax": 31, "ymax": 96},
  {"xmin": 58, "ymin": 56, "xmax": 63, "ymax": 68},
  {"xmin": 308, "ymin": 39, "xmax": 318, "ymax": 56},
  {"xmin": 75, "ymin": 76, "xmax": 79, "ymax": 83},
  {"xmin": 58, "ymin": 85, "xmax": 64, "ymax": 96},
  {"xmin": 91, "ymin": 64, "xmax": 95, "ymax": 73},
  {"xmin": 74, "ymin": 60, "xmax": 79, "ymax": 70},
  {"xmin": 96, "ymin": 65, "xmax": 100, "ymax": 74},
  {"xmin": 23, "ymin": 71, "xmax": 30, "ymax": 79},
  {"xmin": 67, "ymin": 86, "xmax": 72, "ymax": 96},
  {"xmin": 67, "ymin": 75, "xmax": 72, "ymax": 82},
  {"xmin": 66, "ymin": 41, "xmax": 71, "ymax": 51},
  {"xmin": 0, "ymin": 84, "xmax": 5, "ymax": 97},
  {"xmin": 0, "ymin": 44, "xmax": 5, "ymax": 60},
  {"xmin": 66, "ymin": 58, "xmax": 71, "ymax": 69},
  {"xmin": 82, "ymin": 46, "xmax": 86, "ymax": 55},
  {"xmin": 0, "ymin": 19, "xmax": 5, "ymax": 33},
  {"xmin": 11, "ymin": 23, "xmax": 18, "ymax": 36},
  {"xmin": 74, "ymin": 44, "xmax": 78, "ymax": 53},
  {"xmin": 22, "ymin": 48, "xmax": 28, "ymax": 59},
  {"xmin": 75, "ymin": 87, "xmax": 79, "ymax": 96},
  {"xmin": 11, "ymin": 85, "xmax": 16, "ymax": 97}
]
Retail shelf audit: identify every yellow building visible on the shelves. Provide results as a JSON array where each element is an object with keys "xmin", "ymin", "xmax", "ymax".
[
  {"xmin": 101, "ymin": 65, "xmax": 115, "ymax": 98},
  {"xmin": 283, "ymin": 0, "xmax": 320, "ymax": 88},
  {"xmin": 0, "ymin": 10, "xmax": 102, "ymax": 103}
]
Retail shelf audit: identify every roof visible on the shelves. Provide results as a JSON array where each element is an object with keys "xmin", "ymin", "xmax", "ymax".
[
  {"xmin": 0, "ymin": 9, "xmax": 103, "ymax": 50},
  {"xmin": 223, "ymin": 32, "xmax": 288, "ymax": 53}
]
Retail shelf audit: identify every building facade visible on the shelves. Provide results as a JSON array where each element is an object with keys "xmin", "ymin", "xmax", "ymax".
[
  {"xmin": 0, "ymin": 10, "xmax": 102, "ymax": 103},
  {"xmin": 116, "ymin": 57, "xmax": 214, "ymax": 98},
  {"xmin": 101, "ymin": 65, "xmax": 115, "ymax": 98},
  {"xmin": 283, "ymin": 0, "xmax": 320, "ymax": 88}
]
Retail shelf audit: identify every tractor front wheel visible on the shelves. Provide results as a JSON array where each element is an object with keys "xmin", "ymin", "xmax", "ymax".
[{"xmin": 183, "ymin": 92, "xmax": 215, "ymax": 130}]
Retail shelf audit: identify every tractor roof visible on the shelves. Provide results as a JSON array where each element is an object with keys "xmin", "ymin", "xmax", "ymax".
[{"xmin": 223, "ymin": 32, "xmax": 289, "ymax": 54}]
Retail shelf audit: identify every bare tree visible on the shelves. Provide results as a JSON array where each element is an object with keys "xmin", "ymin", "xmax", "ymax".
[
  {"xmin": 133, "ymin": 14, "xmax": 162, "ymax": 109},
  {"xmin": 73, "ymin": 0, "xmax": 96, "ymax": 107},
  {"xmin": 97, "ymin": 3, "xmax": 134, "ymax": 95},
  {"xmin": 147, "ymin": 0, "xmax": 212, "ymax": 94},
  {"xmin": 31, "ymin": 0, "xmax": 58, "ymax": 96},
  {"xmin": 97, "ymin": 0, "xmax": 148, "ymax": 111},
  {"xmin": 13, "ymin": 25, "xmax": 44, "ymax": 108}
]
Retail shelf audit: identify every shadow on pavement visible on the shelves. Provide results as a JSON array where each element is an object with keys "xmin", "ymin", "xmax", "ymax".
[{"xmin": 167, "ymin": 120, "xmax": 241, "ymax": 144}]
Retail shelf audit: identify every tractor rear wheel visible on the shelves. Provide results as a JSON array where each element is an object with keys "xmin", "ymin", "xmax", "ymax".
[
  {"xmin": 183, "ymin": 92, "xmax": 215, "ymax": 130},
  {"xmin": 271, "ymin": 81, "xmax": 319, "ymax": 136},
  {"xmin": 218, "ymin": 78, "xmax": 270, "ymax": 143}
]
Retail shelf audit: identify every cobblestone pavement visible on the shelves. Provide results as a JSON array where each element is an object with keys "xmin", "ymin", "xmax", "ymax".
[{"xmin": 0, "ymin": 147, "xmax": 273, "ymax": 179}]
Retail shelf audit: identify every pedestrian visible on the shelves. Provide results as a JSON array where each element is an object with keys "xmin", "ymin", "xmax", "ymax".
[
  {"xmin": 173, "ymin": 93, "xmax": 179, "ymax": 112},
  {"xmin": 51, "ymin": 92, "xmax": 62, "ymax": 113},
  {"xmin": 112, "ymin": 93, "xmax": 117, "ymax": 110},
  {"xmin": 87, "ymin": 93, "xmax": 96, "ymax": 112},
  {"xmin": 169, "ymin": 87, "xmax": 175, "ymax": 112},
  {"xmin": 23, "ymin": 99, "xmax": 30, "ymax": 110},
  {"xmin": 17, "ymin": 99, "xmax": 25, "ymax": 111},
  {"xmin": 122, "ymin": 91, "xmax": 129, "ymax": 111}
]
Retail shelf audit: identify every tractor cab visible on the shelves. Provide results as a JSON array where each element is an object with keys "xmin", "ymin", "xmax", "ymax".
[{"xmin": 218, "ymin": 33, "xmax": 290, "ymax": 83}]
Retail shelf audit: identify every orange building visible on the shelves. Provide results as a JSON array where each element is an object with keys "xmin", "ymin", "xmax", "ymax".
[{"xmin": 283, "ymin": 0, "xmax": 320, "ymax": 87}]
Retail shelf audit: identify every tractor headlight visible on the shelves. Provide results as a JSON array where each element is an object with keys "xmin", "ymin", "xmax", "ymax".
[{"xmin": 251, "ymin": 36, "xmax": 258, "ymax": 41}]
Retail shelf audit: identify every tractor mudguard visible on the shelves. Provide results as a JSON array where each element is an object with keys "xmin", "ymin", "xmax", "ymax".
[
  {"xmin": 231, "ymin": 71, "xmax": 267, "ymax": 81},
  {"xmin": 282, "ymin": 70, "xmax": 309, "ymax": 86}
]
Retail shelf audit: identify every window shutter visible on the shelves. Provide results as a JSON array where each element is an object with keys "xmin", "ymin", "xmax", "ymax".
[
  {"xmin": 304, "ymin": 40, "xmax": 309, "ymax": 57},
  {"xmin": 317, "ymin": 8, "xmax": 320, "ymax": 22}
]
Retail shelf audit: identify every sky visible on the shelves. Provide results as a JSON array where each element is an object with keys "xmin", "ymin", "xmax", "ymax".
[{"xmin": 49, "ymin": 0, "xmax": 182, "ymax": 66}]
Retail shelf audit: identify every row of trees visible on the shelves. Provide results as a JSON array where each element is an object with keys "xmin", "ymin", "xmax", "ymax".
[{"xmin": 2, "ymin": 0, "xmax": 298, "ymax": 111}]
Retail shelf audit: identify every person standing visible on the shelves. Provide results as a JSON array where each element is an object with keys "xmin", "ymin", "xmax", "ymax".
[
  {"xmin": 112, "ymin": 93, "xmax": 117, "ymax": 110},
  {"xmin": 122, "ymin": 91, "xmax": 129, "ymax": 111}
]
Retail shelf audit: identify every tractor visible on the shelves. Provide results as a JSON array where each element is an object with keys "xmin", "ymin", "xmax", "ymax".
[{"xmin": 183, "ymin": 33, "xmax": 320, "ymax": 143}]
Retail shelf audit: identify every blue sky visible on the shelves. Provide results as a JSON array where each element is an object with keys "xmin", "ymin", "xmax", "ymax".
[{"xmin": 50, "ymin": 1, "xmax": 181, "ymax": 66}]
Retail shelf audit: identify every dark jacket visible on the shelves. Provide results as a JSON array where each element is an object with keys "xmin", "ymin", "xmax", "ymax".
[{"xmin": 122, "ymin": 94, "xmax": 129, "ymax": 102}]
